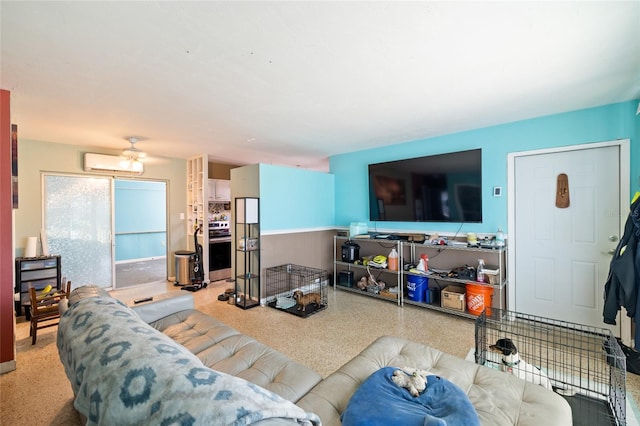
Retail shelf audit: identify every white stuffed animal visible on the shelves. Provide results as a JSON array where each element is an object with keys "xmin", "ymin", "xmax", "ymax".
[{"xmin": 391, "ymin": 367, "xmax": 428, "ymax": 397}]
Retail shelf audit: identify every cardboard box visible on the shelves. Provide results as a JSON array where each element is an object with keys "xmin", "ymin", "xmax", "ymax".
[
  {"xmin": 481, "ymin": 265, "xmax": 500, "ymax": 285},
  {"xmin": 441, "ymin": 286, "xmax": 466, "ymax": 311}
]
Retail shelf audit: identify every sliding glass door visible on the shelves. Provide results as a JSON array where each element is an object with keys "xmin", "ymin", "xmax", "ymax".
[
  {"xmin": 114, "ymin": 179, "xmax": 167, "ymax": 288},
  {"xmin": 43, "ymin": 174, "xmax": 113, "ymax": 288}
]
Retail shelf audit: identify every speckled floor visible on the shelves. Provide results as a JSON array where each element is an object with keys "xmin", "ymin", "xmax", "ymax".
[
  {"xmin": 196, "ymin": 281, "xmax": 477, "ymax": 378},
  {"xmin": 2, "ymin": 281, "xmax": 639, "ymax": 425}
]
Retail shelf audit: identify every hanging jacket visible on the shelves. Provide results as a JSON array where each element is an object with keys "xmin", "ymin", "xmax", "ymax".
[
  {"xmin": 603, "ymin": 197, "xmax": 640, "ymax": 325},
  {"xmin": 632, "ymin": 197, "xmax": 640, "ymax": 350}
]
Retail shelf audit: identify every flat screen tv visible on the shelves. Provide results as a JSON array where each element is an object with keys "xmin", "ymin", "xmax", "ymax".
[{"xmin": 368, "ymin": 149, "xmax": 482, "ymax": 223}]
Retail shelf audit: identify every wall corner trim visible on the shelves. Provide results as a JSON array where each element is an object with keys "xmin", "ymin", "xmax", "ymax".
[{"xmin": 0, "ymin": 359, "xmax": 17, "ymax": 374}]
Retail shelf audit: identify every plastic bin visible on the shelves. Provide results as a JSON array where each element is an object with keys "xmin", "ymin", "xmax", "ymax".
[
  {"xmin": 407, "ymin": 275, "xmax": 428, "ymax": 302},
  {"xmin": 466, "ymin": 282, "xmax": 493, "ymax": 315}
]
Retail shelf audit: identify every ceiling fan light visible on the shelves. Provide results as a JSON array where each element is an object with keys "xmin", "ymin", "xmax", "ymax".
[
  {"xmin": 119, "ymin": 156, "xmax": 144, "ymax": 173},
  {"xmin": 131, "ymin": 159, "xmax": 144, "ymax": 172},
  {"xmin": 119, "ymin": 158, "xmax": 132, "ymax": 169}
]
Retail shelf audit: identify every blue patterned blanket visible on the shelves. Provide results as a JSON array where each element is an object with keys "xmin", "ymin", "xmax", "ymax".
[
  {"xmin": 57, "ymin": 296, "xmax": 321, "ymax": 425},
  {"xmin": 341, "ymin": 367, "xmax": 479, "ymax": 426}
]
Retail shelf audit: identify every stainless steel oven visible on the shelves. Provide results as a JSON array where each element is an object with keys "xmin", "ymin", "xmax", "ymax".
[{"xmin": 209, "ymin": 221, "xmax": 231, "ymax": 281}]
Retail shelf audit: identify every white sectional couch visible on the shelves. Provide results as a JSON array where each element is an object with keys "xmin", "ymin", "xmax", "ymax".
[{"xmin": 58, "ymin": 286, "xmax": 572, "ymax": 425}]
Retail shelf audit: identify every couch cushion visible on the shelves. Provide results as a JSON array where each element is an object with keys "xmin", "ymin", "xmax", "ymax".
[
  {"xmin": 150, "ymin": 308, "xmax": 323, "ymax": 403},
  {"xmin": 296, "ymin": 335, "xmax": 572, "ymax": 426}
]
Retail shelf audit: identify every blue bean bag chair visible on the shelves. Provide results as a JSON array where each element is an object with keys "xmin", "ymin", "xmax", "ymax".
[{"xmin": 341, "ymin": 367, "xmax": 480, "ymax": 426}]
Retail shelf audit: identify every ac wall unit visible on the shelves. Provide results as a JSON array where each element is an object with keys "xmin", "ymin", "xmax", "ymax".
[{"xmin": 83, "ymin": 153, "xmax": 144, "ymax": 174}]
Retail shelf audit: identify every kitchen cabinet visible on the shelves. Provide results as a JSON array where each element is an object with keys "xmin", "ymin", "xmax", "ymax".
[{"xmin": 209, "ymin": 179, "xmax": 231, "ymax": 202}]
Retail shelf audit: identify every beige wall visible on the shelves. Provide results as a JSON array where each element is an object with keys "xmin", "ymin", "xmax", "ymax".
[
  {"xmin": 261, "ymin": 231, "xmax": 335, "ymax": 275},
  {"xmin": 208, "ymin": 161, "xmax": 239, "ymax": 180},
  {"xmin": 261, "ymin": 230, "xmax": 335, "ymax": 298},
  {"xmin": 14, "ymin": 139, "xmax": 187, "ymax": 277},
  {"xmin": 229, "ymin": 164, "xmax": 338, "ymax": 302}
]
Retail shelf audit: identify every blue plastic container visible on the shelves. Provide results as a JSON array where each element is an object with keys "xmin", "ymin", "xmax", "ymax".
[{"xmin": 407, "ymin": 275, "xmax": 428, "ymax": 302}]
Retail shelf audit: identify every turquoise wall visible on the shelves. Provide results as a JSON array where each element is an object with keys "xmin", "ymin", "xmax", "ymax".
[
  {"xmin": 259, "ymin": 164, "xmax": 335, "ymax": 232},
  {"xmin": 331, "ymin": 100, "xmax": 639, "ymax": 234},
  {"xmin": 114, "ymin": 179, "xmax": 167, "ymax": 261}
]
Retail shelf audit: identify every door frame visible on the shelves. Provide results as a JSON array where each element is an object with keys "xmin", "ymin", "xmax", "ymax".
[
  {"xmin": 42, "ymin": 172, "xmax": 170, "ymax": 290},
  {"xmin": 507, "ymin": 139, "xmax": 631, "ymax": 344},
  {"xmin": 42, "ymin": 172, "xmax": 115, "ymax": 289},
  {"xmin": 113, "ymin": 178, "xmax": 169, "ymax": 289}
]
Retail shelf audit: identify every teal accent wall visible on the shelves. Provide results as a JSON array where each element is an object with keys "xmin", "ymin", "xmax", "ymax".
[
  {"xmin": 115, "ymin": 179, "xmax": 167, "ymax": 261},
  {"xmin": 259, "ymin": 164, "xmax": 335, "ymax": 232},
  {"xmin": 331, "ymin": 100, "xmax": 640, "ymax": 234}
]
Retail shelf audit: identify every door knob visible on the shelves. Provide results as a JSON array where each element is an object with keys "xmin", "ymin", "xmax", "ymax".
[
  {"xmin": 608, "ymin": 235, "xmax": 619, "ymax": 242},
  {"xmin": 607, "ymin": 248, "xmax": 616, "ymax": 255}
]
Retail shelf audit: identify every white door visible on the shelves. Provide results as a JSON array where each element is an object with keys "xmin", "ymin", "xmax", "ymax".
[{"xmin": 512, "ymin": 143, "xmax": 626, "ymax": 335}]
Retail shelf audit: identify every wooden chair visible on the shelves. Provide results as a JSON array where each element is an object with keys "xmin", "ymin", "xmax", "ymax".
[{"xmin": 28, "ymin": 280, "xmax": 71, "ymax": 345}]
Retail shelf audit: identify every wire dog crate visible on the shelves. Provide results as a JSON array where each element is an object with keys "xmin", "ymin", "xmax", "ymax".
[
  {"xmin": 265, "ymin": 264, "xmax": 328, "ymax": 318},
  {"xmin": 475, "ymin": 308, "xmax": 626, "ymax": 426}
]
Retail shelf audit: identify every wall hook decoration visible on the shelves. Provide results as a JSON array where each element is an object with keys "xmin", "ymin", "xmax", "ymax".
[{"xmin": 556, "ymin": 173, "xmax": 570, "ymax": 208}]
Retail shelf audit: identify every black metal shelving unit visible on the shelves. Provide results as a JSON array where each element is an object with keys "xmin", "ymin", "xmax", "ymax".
[{"xmin": 234, "ymin": 197, "xmax": 260, "ymax": 309}]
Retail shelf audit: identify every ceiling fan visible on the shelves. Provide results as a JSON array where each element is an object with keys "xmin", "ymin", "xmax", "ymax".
[
  {"xmin": 120, "ymin": 136, "xmax": 147, "ymax": 172},
  {"xmin": 123, "ymin": 136, "xmax": 147, "ymax": 159}
]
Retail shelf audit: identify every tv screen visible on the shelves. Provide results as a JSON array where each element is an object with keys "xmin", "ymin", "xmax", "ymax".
[{"xmin": 368, "ymin": 149, "xmax": 482, "ymax": 223}]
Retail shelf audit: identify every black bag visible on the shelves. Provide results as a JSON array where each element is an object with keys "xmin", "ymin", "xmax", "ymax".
[{"xmin": 604, "ymin": 338, "xmax": 640, "ymax": 375}]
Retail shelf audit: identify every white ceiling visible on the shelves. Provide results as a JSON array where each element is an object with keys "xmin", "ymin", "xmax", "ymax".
[{"xmin": 1, "ymin": 1, "xmax": 639, "ymax": 171}]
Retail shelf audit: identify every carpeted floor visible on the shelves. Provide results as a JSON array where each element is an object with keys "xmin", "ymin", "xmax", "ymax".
[{"xmin": 2, "ymin": 281, "xmax": 640, "ymax": 425}]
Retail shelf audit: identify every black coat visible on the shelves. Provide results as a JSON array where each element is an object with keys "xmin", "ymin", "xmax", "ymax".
[{"xmin": 603, "ymin": 197, "xmax": 640, "ymax": 325}]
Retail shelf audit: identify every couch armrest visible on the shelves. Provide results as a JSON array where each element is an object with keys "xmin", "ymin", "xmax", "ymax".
[
  {"xmin": 131, "ymin": 293, "xmax": 194, "ymax": 323},
  {"xmin": 60, "ymin": 285, "xmax": 109, "ymax": 315}
]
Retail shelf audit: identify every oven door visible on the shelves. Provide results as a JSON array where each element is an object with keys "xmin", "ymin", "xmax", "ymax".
[{"xmin": 209, "ymin": 239, "xmax": 231, "ymax": 281}]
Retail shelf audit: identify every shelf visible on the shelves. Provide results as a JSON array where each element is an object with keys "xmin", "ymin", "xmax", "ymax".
[
  {"xmin": 334, "ymin": 260, "xmax": 398, "ymax": 274},
  {"xmin": 335, "ymin": 284, "xmax": 399, "ymax": 303},
  {"xmin": 408, "ymin": 272, "xmax": 506, "ymax": 290},
  {"xmin": 410, "ymin": 243, "xmax": 505, "ymax": 254},
  {"xmin": 234, "ymin": 197, "xmax": 260, "ymax": 310},
  {"xmin": 236, "ymin": 273, "xmax": 259, "ymax": 280},
  {"xmin": 235, "ymin": 298, "xmax": 260, "ymax": 309},
  {"xmin": 333, "ymin": 236, "xmax": 403, "ymax": 306},
  {"xmin": 402, "ymin": 298, "xmax": 483, "ymax": 319},
  {"xmin": 333, "ymin": 235, "xmax": 507, "ymax": 319},
  {"xmin": 186, "ymin": 155, "xmax": 209, "ymax": 281}
]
